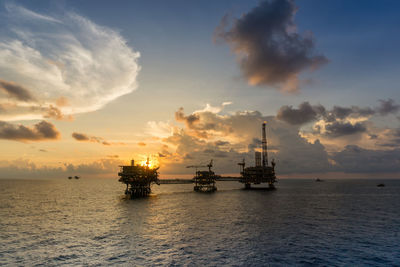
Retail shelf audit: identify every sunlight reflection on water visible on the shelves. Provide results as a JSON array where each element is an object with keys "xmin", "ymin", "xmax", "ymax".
[{"xmin": 1, "ymin": 178, "xmax": 399, "ymax": 266}]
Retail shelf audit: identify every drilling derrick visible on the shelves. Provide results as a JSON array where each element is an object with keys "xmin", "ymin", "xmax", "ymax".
[
  {"xmin": 118, "ymin": 159, "xmax": 159, "ymax": 198},
  {"xmin": 262, "ymin": 122, "xmax": 268, "ymax": 167},
  {"xmin": 239, "ymin": 122, "xmax": 277, "ymax": 189}
]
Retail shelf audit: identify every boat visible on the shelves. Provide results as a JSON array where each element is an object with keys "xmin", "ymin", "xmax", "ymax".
[
  {"xmin": 68, "ymin": 176, "xmax": 72, "ymax": 179},
  {"xmin": 315, "ymin": 178, "xmax": 323, "ymax": 182},
  {"xmin": 74, "ymin": 176, "xmax": 80, "ymax": 179},
  {"xmin": 377, "ymin": 183, "xmax": 385, "ymax": 187}
]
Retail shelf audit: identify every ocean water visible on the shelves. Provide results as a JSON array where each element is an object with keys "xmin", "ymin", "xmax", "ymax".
[{"xmin": 0, "ymin": 178, "xmax": 399, "ymax": 266}]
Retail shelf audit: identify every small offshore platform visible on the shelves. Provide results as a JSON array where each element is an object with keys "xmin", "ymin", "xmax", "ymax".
[
  {"xmin": 238, "ymin": 122, "xmax": 276, "ymax": 189},
  {"xmin": 118, "ymin": 158, "xmax": 159, "ymax": 198},
  {"xmin": 188, "ymin": 160, "xmax": 218, "ymax": 192},
  {"xmin": 118, "ymin": 122, "xmax": 276, "ymax": 198}
]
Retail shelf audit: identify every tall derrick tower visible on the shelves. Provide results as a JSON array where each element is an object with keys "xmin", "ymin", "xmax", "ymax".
[
  {"xmin": 238, "ymin": 122, "xmax": 277, "ymax": 189},
  {"xmin": 262, "ymin": 121, "xmax": 268, "ymax": 167}
]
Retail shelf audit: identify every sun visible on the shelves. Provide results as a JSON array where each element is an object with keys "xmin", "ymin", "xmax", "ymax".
[
  {"xmin": 140, "ymin": 157, "xmax": 159, "ymax": 168},
  {"xmin": 140, "ymin": 160, "xmax": 150, "ymax": 167}
]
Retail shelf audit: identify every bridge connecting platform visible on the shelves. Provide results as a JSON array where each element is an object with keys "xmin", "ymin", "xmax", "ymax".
[{"xmin": 119, "ymin": 122, "xmax": 276, "ymax": 198}]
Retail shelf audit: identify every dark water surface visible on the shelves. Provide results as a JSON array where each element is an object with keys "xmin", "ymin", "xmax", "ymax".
[{"xmin": 1, "ymin": 178, "xmax": 399, "ymax": 266}]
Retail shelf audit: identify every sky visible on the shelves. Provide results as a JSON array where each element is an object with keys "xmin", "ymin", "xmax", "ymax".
[{"xmin": 0, "ymin": 0, "xmax": 399, "ymax": 179}]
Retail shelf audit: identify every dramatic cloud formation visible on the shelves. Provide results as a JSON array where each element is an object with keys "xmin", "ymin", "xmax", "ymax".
[
  {"xmin": 150, "ymin": 105, "xmax": 331, "ymax": 175},
  {"xmin": 278, "ymin": 99, "xmax": 399, "ymax": 126},
  {"xmin": 0, "ymin": 79, "xmax": 36, "ymax": 102},
  {"xmin": 324, "ymin": 122, "xmax": 367, "ymax": 138},
  {"xmin": 147, "ymin": 103, "xmax": 400, "ymax": 176},
  {"xmin": 0, "ymin": 120, "xmax": 60, "ymax": 141},
  {"xmin": 0, "ymin": 3, "xmax": 140, "ymax": 121},
  {"xmin": 72, "ymin": 132, "xmax": 122, "ymax": 146},
  {"xmin": 332, "ymin": 146, "xmax": 400, "ymax": 173},
  {"xmin": 277, "ymin": 102, "xmax": 323, "ymax": 125},
  {"xmin": 277, "ymin": 99, "xmax": 400, "ymax": 140},
  {"xmin": 215, "ymin": 0, "xmax": 327, "ymax": 92}
]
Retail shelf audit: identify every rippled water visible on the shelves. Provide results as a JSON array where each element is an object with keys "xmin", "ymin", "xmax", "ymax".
[{"xmin": 1, "ymin": 178, "xmax": 399, "ymax": 266}]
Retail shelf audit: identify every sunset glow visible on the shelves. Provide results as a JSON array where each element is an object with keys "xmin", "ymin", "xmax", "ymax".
[
  {"xmin": 0, "ymin": 0, "xmax": 399, "ymax": 180},
  {"xmin": 2, "ymin": 1, "xmax": 400, "ymax": 266}
]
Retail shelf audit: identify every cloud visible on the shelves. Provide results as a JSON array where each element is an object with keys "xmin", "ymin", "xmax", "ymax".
[
  {"xmin": 277, "ymin": 102, "xmax": 323, "ymax": 125},
  {"xmin": 175, "ymin": 107, "xmax": 200, "ymax": 128},
  {"xmin": 0, "ymin": 3, "xmax": 140, "ymax": 121},
  {"xmin": 3, "ymin": 103, "xmax": 400, "ymax": 177},
  {"xmin": 332, "ymin": 145, "xmax": 400, "ymax": 173},
  {"xmin": 0, "ymin": 157, "xmax": 124, "ymax": 179},
  {"xmin": 276, "ymin": 101, "xmax": 392, "ymax": 126},
  {"xmin": 215, "ymin": 0, "xmax": 327, "ymax": 92},
  {"xmin": 377, "ymin": 99, "xmax": 400, "ymax": 116},
  {"xmin": 43, "ymin": 105, "xmax": 73, "ymax": 121},
  {"xmin": 324, "ymin": 121, "xmax": 367, "ymax": 138},
  {"xmin": 375, "ymin": 128, "xmax": 400, "ymax": 147},
  {"xmin": 71, "ymin": 132, "xmax": 122, "ymax": 146},
  {"xmin": 276, "ymin": 100, "xmax": 400, "ymax": 140},
  {"xmin": 247, "ymin": 138, "xmax": 262, "ymax": 151},
  {"xmin": 150, "ymin": 103, "xmax": 400, "ymax": 175},
  {"xmin": 327, "ymin": 106, "xmax": 375, "ymax": 122},
  {"xmin": 215, "ymin": 140, "xmax": 230, "ymax": 146},
  {"xmin": 72, "ymin": 132, "xmax": 90, "ymax": 141},
  {"xmin": 0, "ymin": 79, "xmax": 36, "ymax": 102},
  {"xmin": 324, "ymin": 99, "xmax": 398, "ymax": 122},
  {"xmin": 0, "ymin": 120, "xmax": 60, "ymax": 141},
  {"xmin": 154, "ymin": 105, "xmax": 331, "ymax": 175}
]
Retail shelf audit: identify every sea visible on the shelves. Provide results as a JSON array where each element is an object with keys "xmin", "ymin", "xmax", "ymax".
[{"xmin": 0, "ymin": 178, "xmax": 399, "ymax": 266}]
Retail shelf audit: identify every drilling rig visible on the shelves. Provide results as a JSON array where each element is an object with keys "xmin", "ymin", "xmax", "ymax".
[{"xmin": 238, "ymin": 122, "xmax": 276, "ymax": 189}]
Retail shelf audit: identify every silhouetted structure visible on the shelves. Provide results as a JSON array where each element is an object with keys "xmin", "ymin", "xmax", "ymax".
[
  {"xmin": 189, "ymin": 160, "xmax": 218, "ymax": 192},
  {"xmin": 118, "ymin": 159, "xmax": 159, "ymax": 198},
  {"xmin": 238, "ymin": 122, "xmax": 276, "ymax": 189},
  {"xmin": 117, "ymin": 122, "xmax": 278, "ymax": 196}
]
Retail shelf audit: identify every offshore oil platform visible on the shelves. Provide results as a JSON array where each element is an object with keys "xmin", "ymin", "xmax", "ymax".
[
  {"xmin": 238, "ymin": 122, "xmax": 276, "ymax": 189},
  {"xmin": 188, "ymin": 160, "xmax": 218, "ymax": 192},
  {"xmin": 118, "ymin": 158, "xmax": 160, "ymax": 198},
  {"xmin": 118, "ymin": 122, "xmax": 276, "ymax": 198}
]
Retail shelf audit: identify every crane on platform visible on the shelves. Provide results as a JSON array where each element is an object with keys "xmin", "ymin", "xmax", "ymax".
[
  {"xmin": 186, "ymin": 159, "xmax": 213, "ymax": 173},
  {"xmin": 238, "ymin": 158, "xmax": 245, "ymax": 173}
]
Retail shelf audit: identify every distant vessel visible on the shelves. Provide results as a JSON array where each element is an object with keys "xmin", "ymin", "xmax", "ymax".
[
  {"xmin": 68, "ymin": 176, "xmax": 72, "ymax": 179},
  {"xmin": 74, "ymin": 176, "xmax": 80, "ymax": 179},
  {"xmin": 377, "ymin": 183, "xmax": 385, "ymax": 187},
  {"xmin": 316, "ymin": 178, "xmax": 323, "ymax": 182}
]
